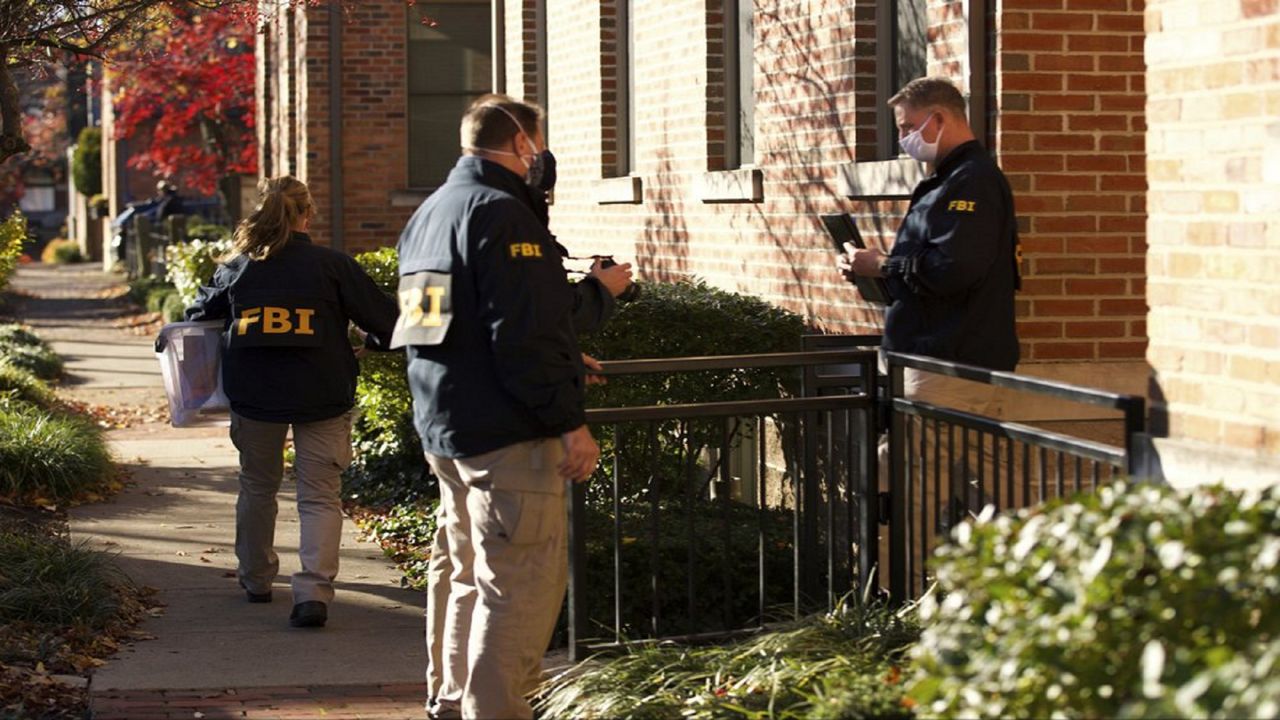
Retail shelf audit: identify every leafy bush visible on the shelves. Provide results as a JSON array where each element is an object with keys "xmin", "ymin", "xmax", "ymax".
[
  {"xmin": 0, "ymin": 331, "xmax": 62, "ymax": 382},
  {"xmin": 165, "ymin": 235, "xmax": 232, "ymax": 307},
  {"xmin": 0, "ymin": 324, "xmax": 41, "ymax": 349},
  {"xmin": 0, "ymin": 213, "xmax": 28, "ymax": 292},
  {"xmin": 160, "ymin": 291, "xmax": 186, "ymax": 323},
  {"xmin": 40, "ymin": 238, "xmax": 83, "ymax": 264},
  {"xmin": 358, "ymin": 501, "xmax": 439, "ymax": 587},
  {"xmin": 71, "ymin": 127, "xmax": 103, "ymax": 197},
  {"xmin": 345, "ymin": 247, "xmax": 428, "ymax": 507},
  {"xmin": 0, "ymin": 403, "xmax": 113, "ymax": 503},
  {"xmin": 536, "ymin": 597, "xmax": 920, "ymax": 720},
  {"xmin": 0, "ymin": 530, "xmax": 133, "ymax": 631},
  {"xmin": 127, "ymin": 276, "xmax": 174, "ymax": 308},
  {"xmin": 909, "ymin": 482, "xmax": 1280, "ymax": 719},
  {"xmin": 0, "ymin": 364, "xmax": 56, "ymax": 409}
]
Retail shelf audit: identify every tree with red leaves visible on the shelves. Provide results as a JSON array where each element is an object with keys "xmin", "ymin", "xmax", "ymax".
[
  {"xmin": 0, "ymin": 1, "xmax": 365, "ymax": 168},
  {"xmin": 108, "ymin": 6, "xmax": 256, "ymax": 195}
]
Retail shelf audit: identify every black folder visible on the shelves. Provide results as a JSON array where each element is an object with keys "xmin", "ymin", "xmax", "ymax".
[{"xmin": 820, "ymin": 213, "xmax": 891, "ymax": 305}]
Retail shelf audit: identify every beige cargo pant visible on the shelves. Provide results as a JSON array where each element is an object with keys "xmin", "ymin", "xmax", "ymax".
[
  {"xmin": 876, "ymin": 370, "xmax": 1000, "ymax": 591},
  {"xmin": 230, "ymin": 410, "xmax": 354, "ymax": 605},
  {"xmin": 425, "ymin": 438, "xmax": 568, "ymax": 720}
]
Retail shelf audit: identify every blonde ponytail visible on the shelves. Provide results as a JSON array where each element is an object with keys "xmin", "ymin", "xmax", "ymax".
[{"xmin": 232, "ymin": 176, "xmax": 313, "ymax": 260}]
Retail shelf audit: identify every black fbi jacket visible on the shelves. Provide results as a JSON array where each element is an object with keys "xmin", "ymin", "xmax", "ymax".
[
  {"xmin": 880, "ymin": 140, "xmax": 1021, "ymax": 371},
  {"xmin": 395, "ymin": 156, "xmax": 586, "ymax": 459},
  {"xmin": 185, "ymin": 232, "xmax": 399, "ymax": 423}
]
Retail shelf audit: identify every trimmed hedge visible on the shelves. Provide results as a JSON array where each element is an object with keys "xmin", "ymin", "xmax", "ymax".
[{"xmin": 909, "ymin": 482, "xmax": 1280, "ymax": 719}]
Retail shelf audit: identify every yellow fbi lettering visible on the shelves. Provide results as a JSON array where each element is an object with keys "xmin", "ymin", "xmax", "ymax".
[
  {"xmin": 399, "ymin": 286, "xmax": 447, "ymax": 327},
  {"xmin": 236, "ymin": 307, "xmax": 316, "ymax": 335},
  {"xmin": 947, "ymin": 200, "xmax": 977, "ymax": 212},
  {"xmin": 509, "ymin": 242, "xmax": 543, "ymax": 259}
]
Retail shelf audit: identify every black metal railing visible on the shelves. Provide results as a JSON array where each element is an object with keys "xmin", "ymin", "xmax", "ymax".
[
  {"xmin": 883, "ymin": 351, "xmax": 1147, "ymax": 603},
  {"xmin": 566, "ymin": 349, "xmax": 879, "ymax": 661},
  {"xmin": 561, "ymin": 345, "xmax": 1148, "ymax": 660}
]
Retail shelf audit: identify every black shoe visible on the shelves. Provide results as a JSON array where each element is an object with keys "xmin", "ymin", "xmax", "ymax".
[
  {"xmin": 239, "ymin": 580, "xmax": 272, "ymax": 603},
  {"xmin": 289, "ymin": 601, "xmax": 327, "ymax": 628}
]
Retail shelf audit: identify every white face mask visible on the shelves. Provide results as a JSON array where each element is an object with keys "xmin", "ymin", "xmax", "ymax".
[
  {"xmin": 899, "ymin": 113, "xmax": 942, "ymax": 164},
  {"xmin": 465, "ymin": 105, "xmax": 544, "ymax": 187}
]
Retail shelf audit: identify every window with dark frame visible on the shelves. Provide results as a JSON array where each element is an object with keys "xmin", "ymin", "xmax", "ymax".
[
  {"xmin": 724, "ymin": 0, "xmax": 755, "ymax": 169},
  {"xmin": 615, "ymin": 0, "xmax": 635, "ymax": 176},
  {"xmin": 876, "ymin": 0, "xmax": 927, "ymax": 160},
  {"xmin": 407, "ymin": 0, "xmax": 493, "ymax": 189}
]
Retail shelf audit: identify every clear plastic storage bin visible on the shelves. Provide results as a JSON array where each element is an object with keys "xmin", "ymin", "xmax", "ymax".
[{"xmin": 154, "ymin": 320, "xmax": 229, "ymax": 427}]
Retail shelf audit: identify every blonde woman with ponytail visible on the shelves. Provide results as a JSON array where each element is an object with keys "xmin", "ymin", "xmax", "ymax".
[{"xmin": 186, "ymin": 176, "xmax": 398, "ymax": 629}]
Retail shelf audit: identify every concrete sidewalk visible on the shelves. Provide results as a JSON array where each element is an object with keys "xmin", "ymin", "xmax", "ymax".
[{"xmin": 9, "ymin": 265, "xmax": 429, "ymax": 719}]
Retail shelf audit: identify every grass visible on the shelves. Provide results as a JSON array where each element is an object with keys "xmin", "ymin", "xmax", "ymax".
[
  {"xmin": 0, "ymin": 529, "xmax": 134, "ymax": 631},
  {"xmin": 0, "ymin": 403, "xmax": 113, "ymax": 503},
  {"xmin": 535, "ymin": 595, "xmax": 921, "ymax": 720}
]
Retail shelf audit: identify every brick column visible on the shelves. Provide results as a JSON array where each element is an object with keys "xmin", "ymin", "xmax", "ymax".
[{"xmin": 1144, "ymin": 0, "xmax": 1280, "ymax": 487}]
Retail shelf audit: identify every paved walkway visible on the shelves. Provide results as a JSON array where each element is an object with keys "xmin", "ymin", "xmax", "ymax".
[{"xmin": 9, "ymin": 265, "xmax": 430, "ymax": 719}]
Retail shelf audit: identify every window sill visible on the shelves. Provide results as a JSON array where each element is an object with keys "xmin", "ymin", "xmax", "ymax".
[
  {"xmin": 593, "ymin": 176, "xmax": 643, "ymax": 205},
  {"xmin": 697, "ymin": 167, "xmax": 763, "ymax": 203},
  {"xmin": 390, "ymin": 188, "xmax": 436, "ymax": 207},
  {"xmin": 837, "ymin": 158, "xmax": 925, "ymax": 199}
]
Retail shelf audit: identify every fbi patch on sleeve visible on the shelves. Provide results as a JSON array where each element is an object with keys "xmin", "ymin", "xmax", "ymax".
[
  {"xmin": 507, "ymin": 241, "xmax": 545, "ymax": 260},
  {"xmin": 946, "ymin": 200, "xmax": 977, "ymax": 213},
  {"xmin": 391, "ymin": 270, "xmax": 452, "ymax": 349}
]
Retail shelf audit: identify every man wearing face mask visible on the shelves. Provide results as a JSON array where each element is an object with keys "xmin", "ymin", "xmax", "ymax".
[
  {"xmin": 525, "ymin": 144, "xmax": 635, "ymax": 333},
  {"xmin": 839, "ymin": 76, "xmax": 1020, "ymax": 372},
  {"xmin": 838, "ymin": 77, "xmax": 1020, "ymax": 557},
  {"xmin": 395, "ymin": 94, "xmax": 600, "ymax": 719}
]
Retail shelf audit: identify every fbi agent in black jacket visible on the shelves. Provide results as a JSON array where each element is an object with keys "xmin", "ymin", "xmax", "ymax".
[
  {"xmin": 839, "ymin": 77, "xmax": 1021, "ymax": 566},
  {"xmin": 839, "ymin": 76, "xmax": 1020, "ymax": 373},
  {"xmin": 186, "ymin": 176, "xmax": 398, "ymax": 629},
  {"xmin": 395, "ymin": 95, "xmax": 598, "ymax": 720}
]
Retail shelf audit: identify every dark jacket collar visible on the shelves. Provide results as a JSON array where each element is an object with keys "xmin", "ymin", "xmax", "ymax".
[
  {"xmin": 933, "ymin": 139, "xmax": 984, "ymax": 179},
  {"xmin": 291, "ymin": 231, "xmax": 312, "ymax": 244},
  {"xmin": 449, "ymin": 155, "xmax": 537, "ymax": 209}
]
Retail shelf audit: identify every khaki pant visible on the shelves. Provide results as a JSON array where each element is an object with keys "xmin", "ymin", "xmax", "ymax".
[
  {"xmin": 230, "ymin": 411, "xmax": 354, "ymax": 605},
  {"xmin": 425, "ymin": 438, "xmax": 568, "ymax": 720},
  {"xmin": 876, "ymin": 370, "xmax": 1000, "ymax": 592}
]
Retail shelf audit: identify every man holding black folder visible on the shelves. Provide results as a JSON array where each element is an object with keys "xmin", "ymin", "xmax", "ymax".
[
  {"xmin": 838, "ymin": 77, "xmax": 1021, "ymax": 550},
  {"xmin": 838, "ymin": 76, "xmax": 1019, "ymax": 373}
]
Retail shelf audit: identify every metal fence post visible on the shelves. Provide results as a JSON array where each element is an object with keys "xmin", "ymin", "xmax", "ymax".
[
  {"xmin": 887, "ymin": 357, "xmax": 908, "ymax": 605},
  {"xmin": 566, "ymin": 480, "xmax": 588, "ymax": 662}
]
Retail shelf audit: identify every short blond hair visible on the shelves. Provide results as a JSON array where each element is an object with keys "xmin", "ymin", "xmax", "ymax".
[
  {"xmin": 888, "ymin": 77, "xmax": 968, "ymax": 120},
  {"xmin": 460, "ymin": 94, "xmax": 544, "ymax": 151}
]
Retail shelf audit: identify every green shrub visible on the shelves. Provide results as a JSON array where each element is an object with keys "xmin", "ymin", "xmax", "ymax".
[
  {"xmin": 0, "ymin": 530, "xmax": 132, "ymax": 631},
  {"xmin": 165, "ymin": 235, "xmax": 232, "ymax": 307},
  {"xmin": 359, "ymin": 500, "xmax": 439, "ymax": 587},
  {"xmin": 127, "ymin": 276, "xmax": 175, "ymax": 309},
  {"xmin": 0, "ymin": 323, "xmax": 41, "ymax": 349},
  {"xmin": 145, "ymin": 286, "xmax": 176, "ymax": 314},
  {"xmin": 0, "ymin": 343, "xmax": 63, "ymax": 381},
  {"xmin": 40, "ymin": 238, "xmax": 83, "ymax": 264},
  {"xmin": 345, "ymin": 248, "xmax": 428, "ymax": 507},
  {"xmin": 536, "ymin": 598, "xmax": 920, "ymax": 720},
  {"xmin": 0, "ymin": 364, "xmax": 56, "ymax": 409},
  {"xmin": 160, "ymin": 291, "xmax": 186, "ymax": 323},
  {"xmin": 0, "ymin": 213, "xmax": 28, "ymax": 292},
  {"xmin": 71, "ymin": 127, "xmax": 102, "ymax": 197},
  {"xmin": 0, "ymin": 404, "xmax": 113, "ymax": 503},
  {"xmin": 909, "ymin": 482, "xmax": 1280, "ymax": 719}
]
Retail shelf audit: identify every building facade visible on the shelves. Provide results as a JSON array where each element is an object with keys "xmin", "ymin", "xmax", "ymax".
[{"xmin": 259, "ymin": 0, "xmax": 1280, "ymax": 486}]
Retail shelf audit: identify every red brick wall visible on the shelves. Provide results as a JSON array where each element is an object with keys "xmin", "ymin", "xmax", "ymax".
[
  {"xmin": 259, "ymin": 0, "xmax": 417, "ymax": 255},
  {"xmin": 995, "ymin": 0, "xmax": 1149, "ymax": 362},
  {"xmin": 535, "ymin": 0, "xmax": 1148, "ymax": 364},
  {"xmin": 1146, "ymin": 0, "xmax": 1280, "ymax": 457}
]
